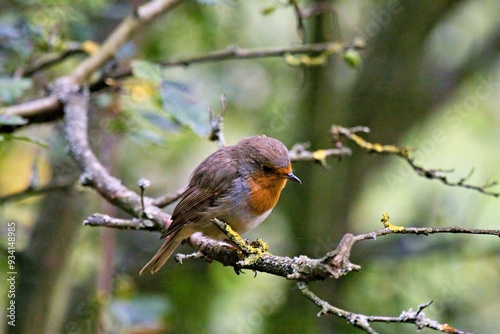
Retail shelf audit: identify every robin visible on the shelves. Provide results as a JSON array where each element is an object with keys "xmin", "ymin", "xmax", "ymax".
[{"xmin": 140, "ymin": 135, "xmax": 301, "ymax": 275}]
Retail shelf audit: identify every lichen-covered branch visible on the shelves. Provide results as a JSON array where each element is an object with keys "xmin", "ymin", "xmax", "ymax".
[
  {"xmin": 331, "ymin": 125, "xmax": 500, "ymax": 197},
  {"xmin": 288, "ymin": 142, "xmax": 351, "ymax": 166}
]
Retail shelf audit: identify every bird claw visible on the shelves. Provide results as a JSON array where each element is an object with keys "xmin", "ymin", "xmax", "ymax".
[{"xmin": 211, "ymin": 218, "xmax": 270, "ymax": 266}]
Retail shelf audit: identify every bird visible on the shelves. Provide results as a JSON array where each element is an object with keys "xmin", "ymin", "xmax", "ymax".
[{"xmin": 140, "ymin": 135, "xmax": 301, "ymax": 275}]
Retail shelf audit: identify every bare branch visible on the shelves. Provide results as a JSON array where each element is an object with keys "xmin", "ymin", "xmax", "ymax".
[
  {"xmin": 152, "ymin": 186, "xmax": 187, "ymax": 208},
  {"xmin": 299, "ymin": 284, "xmax": 470, "ymax": 334},
  {"xmin": 83, "ymin": 213, "xmax": 158, "ymax": 231},
  {"xmin": 21, "ymin": 43, "xmax": 85, "ymax": 77},
  {"xmin": 406, "ymin": 158, "xmax": 499, "ymax": 197},
  {"xmin": 0, "ymin": 177, "xmax": 76, "ymax": 205},
  {"xmin": 68, "ymin": 0, "xmax": 182, "ymax": 84}
]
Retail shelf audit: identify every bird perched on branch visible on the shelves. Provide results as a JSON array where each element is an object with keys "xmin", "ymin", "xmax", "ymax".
[{"xmin": 140, "ymin": 135, "xmax": 301, "ymax": 275}]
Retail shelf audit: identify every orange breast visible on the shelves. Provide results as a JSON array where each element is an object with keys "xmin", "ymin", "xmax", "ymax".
[{"xmin": 247, "ymin": 175, "xmax": 287, "ymax": 215}]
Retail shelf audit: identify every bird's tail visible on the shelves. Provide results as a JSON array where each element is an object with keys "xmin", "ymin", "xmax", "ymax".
[{"xmin": 140, "ymin": 231, "xmax": 183, "ymax": 275}]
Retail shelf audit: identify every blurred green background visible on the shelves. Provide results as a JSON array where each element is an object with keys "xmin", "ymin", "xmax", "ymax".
[{"xmin": 1, "ymin": 0, "xmax": 499, "ymax": 333}]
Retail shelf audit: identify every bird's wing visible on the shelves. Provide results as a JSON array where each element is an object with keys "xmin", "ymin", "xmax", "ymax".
[{"xmin": 161, "ymin": 148, "xmax": 239, "ymax": 239}]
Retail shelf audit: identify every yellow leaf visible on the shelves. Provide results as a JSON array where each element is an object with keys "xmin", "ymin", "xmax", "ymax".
[{"xmin": 123, "ymin": 80, "xmax": 157, "ymax": 101}]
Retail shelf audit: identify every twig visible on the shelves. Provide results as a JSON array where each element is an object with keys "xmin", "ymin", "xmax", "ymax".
[
  {"xmin": 21, "ymin": 43, "xmax": 85, "ymax": 77},
  {"xmin": 137, "ymin": 177, "xmax": 151, "ymax": 217},
  {"xmin": 331, "ymin": 125, "xmax": 500, "ymax": 197},
  {"xmin": 151, "ymin": 186, "xmax": 187, "ymax": 208},
  {"xmin": 1, "ymin": 39, "xmax": 364, "ymax": 132},
  {"xmin": 159, "ymin": 41, "xmax": 364, "ymax": 67},
  {"xmin": 288, "ymin": 142, "xmax": 351, "ymax": 166},
  {"xmin": 290, "ymin": 0, "xmax": 306, "ymax": 42},
  {"xmin": 174, "ymin": 251, "xmax": 206, "ymax": 264},
  {"xmin": 298, "ymin": 283, "xmax": 470, "ymax": 334},
  {"xmin": 0, "ymin": 177, "xmax": 76, "ymax": 204},
  {"xmin": 355, "ymin": 225, "xmax": 500, "ymax": 241},
  {"xmin": 83, "ymin": 213, "xmax": 157, "ymax": 231},
  {"xmin": 208, "ymin": 95, "xmax": 227, "ymax": 147},
  {"xmin": 406, "ymin": 158, "xmax": 499, "ymax": 197}
]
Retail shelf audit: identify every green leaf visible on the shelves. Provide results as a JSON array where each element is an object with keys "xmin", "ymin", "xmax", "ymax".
[
  {"xmin": 343, "ymin": 49, "xmax": 362, "ymax": 68},
  {"xmin": 160, "ymin": 81, "xmax": 210, "ymax": 137},
  {"xmin": 130, "ymin": 60, "xmax": 163, "ymax": 85},
  {"xmin": 261, "ymin": 5, "xmax": 277, "ymax": 15},
  {"xmin": 0, "ymin": 114, "xmax": 29, "ymax": 126},
  {"xmin": 0, "ymin": 77, "xmax": 32, "ymax": 105}
]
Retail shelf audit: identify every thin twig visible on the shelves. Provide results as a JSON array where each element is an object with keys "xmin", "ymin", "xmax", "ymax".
[
  {"xmin": 21, "ymin": 44, "xmax": 85, "ymax": 77},
  {"xmin": 159, "ymin": 41, "xmax": 364, "ymax": 67},
  {"xmin": 151, "ymin": 186, "xmax": 187, "ymax": 208},
  {"xmin": 208, "ymin": 94, "xmax": 227, "ymax": 147},
  {"xmin": 406, "ymin": 158, "xmax": 499, "ymax": 197},
  {"xmin": 0, "ymin": 177, "xmax": 76, "ymax": 204},
  {"xmin": 83, "ymin": 213, "xmax": 158, "ymax": 231}
]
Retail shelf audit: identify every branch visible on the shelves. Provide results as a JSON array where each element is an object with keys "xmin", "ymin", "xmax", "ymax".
[
  {"xmin": 331, "ymin": 125, "xmax": 500, "ymax": 197},
  {"xmin": 83, "ymin": 213, "xmax": 158, "ymax": 231},
  {"xmin": 83, "ymin": 210, "xmax": 497, "ymax": 332},
  {"xmin": 298, "ymin": 285, "xmax": 469, "ymax": 334},
  {"xmin": 0, "ymin": 177, "xmax": 76, "ymax": 205},
  {"xmin": 151, "ymin": 186, "xmax": 187, "ymax": 208},
  {"xmin": 1, "ymin": 0, "xmax": 183, "ymax": 126},
  {"xmin": 21, "ymin": 43, "xmax": 85, "ymax": 77},
  {"xmin": 1, "ymin": 38, "xmax": 364, "ymax": 133},
  {"xmin": 288, "ymin": 142, "xmax": 351, "ymax": 166},
  {"xmin": 61, "ymin": 88, "xmax": 169, "ymax": 228},
  {"xmin": 158, "ymin": 40, "xmax": 364, "ymax": 67}
]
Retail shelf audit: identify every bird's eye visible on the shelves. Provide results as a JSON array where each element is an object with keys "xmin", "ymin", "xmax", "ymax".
[{"xmin": 261, "ymin": 165, "xmax": 273, "ymax": 173}]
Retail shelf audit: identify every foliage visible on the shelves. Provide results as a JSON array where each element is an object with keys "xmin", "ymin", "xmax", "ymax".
[{"xmin": 1, "ymin": 1, "xmax": 499, "ymax": 334}]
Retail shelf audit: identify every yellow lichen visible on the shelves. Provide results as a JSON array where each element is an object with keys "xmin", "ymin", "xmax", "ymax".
[
  {"xmin": 312, "ymin": 149, "xmax": 328, "ymax": 167},
  {"xmin": 381, "ymin": 212, "xmax": 405, "ymax": 232},
  {"xmin": 82, "ymin": 40, "xmax": 100, "ymax": 55},
  {"xmin": 221, "ymin": 223, "xmax": 270, "ymax": 265}
]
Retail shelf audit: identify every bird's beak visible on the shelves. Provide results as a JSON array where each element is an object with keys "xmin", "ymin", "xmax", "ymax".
[{"xmin": 286, "ymin": 172, "xmax": 302, "ymax": 184}]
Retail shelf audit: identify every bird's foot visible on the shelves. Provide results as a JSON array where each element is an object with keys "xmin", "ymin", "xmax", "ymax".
[
  {"xmin": 211, "ymin": 218, "xmax": 270, "ymax": 266},
  {"xmin": 239, "ymin": 238, "xmax": 270, "ymax": 266}
]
